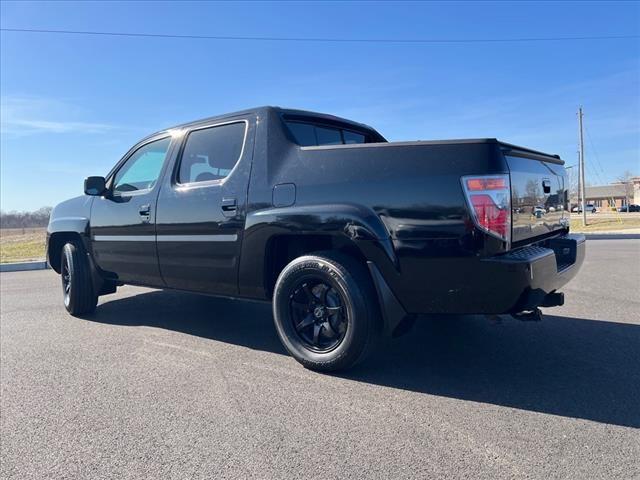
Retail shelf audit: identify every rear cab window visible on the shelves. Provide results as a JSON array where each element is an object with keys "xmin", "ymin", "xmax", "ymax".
[
  {"xmin": 343, "ymin": 130, "xmax": 365, "ymax": 144},
  {"xmin": 285, "ymin": 120, "xmax": 374, "ymax": 147}
]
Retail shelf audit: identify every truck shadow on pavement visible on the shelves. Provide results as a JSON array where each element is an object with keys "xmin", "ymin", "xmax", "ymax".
[{"xmin": 90, "ymin": 289, "xmax": 639, "ymax": 429}]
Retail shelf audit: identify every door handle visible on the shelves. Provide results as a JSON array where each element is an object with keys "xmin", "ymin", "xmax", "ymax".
[
  {"xmin": 221, "ymin": 197, "xmax": 237, "ymax": 213},
  {"xmin": 139, "ymin": 204, "xmax": 151, "ymax": 223}
]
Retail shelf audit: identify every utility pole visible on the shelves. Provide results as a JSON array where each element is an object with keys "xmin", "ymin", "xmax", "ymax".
[
  {"xmin": 565, "ymin": 164, "xmax": 576, "ymax": 206},
  {"xmin": 578, "ymin": 106, "xmax": 587, "ymax": 226}
]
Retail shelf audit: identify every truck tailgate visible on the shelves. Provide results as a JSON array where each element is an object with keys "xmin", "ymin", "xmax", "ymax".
[{"xmin": 506, "ymin": 152, "xmax": 567, "ymax": 244}]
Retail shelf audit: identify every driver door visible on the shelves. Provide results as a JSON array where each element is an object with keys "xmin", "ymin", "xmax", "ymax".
[{"xmin": 90, "ymin": 135, "xmax": 174, "ymax": 286}]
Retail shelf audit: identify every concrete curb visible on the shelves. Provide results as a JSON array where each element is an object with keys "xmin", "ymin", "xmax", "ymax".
[
  {"xmin": 584, "ymin": 234, "xmax": 640, "ymax": 240},
  {"xmin": 0, "ymin": 261, "xmax": 49, "ymax": 272}
]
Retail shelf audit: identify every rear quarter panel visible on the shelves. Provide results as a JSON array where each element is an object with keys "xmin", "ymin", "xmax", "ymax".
[{"xmin": 242, "ymin": 113, "xmax": 510, "ymax": 313}]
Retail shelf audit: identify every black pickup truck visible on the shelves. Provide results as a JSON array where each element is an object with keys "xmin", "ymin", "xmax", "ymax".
[{"xmin": 47, "ymin": 106, "xmax": 585, "ymax": 371}]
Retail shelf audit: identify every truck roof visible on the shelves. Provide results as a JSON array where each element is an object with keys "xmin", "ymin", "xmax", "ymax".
[
  {"xmin": 154, "ymin": 106, "xmax": 383, "ymax": 139},
  {"xmin": 141, "ymin": 106, "xmax": 560, "ymax": 162}
]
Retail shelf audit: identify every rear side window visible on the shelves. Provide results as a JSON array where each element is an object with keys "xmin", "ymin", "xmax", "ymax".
[
  {"xmin": 178, "ymin": 122, "xmax": 246, "ymax": 184},
  {"xmin": 285, "ymin": 121, "xmax": 369, "ymax": 146}
]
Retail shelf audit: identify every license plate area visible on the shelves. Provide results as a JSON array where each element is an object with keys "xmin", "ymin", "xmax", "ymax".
[{"xmin": 547, "ymin": 236, "xmax": 580, "ymax": 271}]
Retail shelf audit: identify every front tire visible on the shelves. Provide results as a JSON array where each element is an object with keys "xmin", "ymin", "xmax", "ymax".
[
  {"xmin": 61, "ymin": 242, "xmax": 98, "ymax": 316},
  {"xmin": 272, "ymin": 252, "xmax": 381, "ymax": 372}
]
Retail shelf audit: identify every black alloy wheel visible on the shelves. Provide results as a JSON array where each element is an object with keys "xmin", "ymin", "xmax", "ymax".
[
  {"xmin": 62, "ymin": 253, "xmax": 72, "ymax": 308},
  {"xmin": 290, "ymin": 279, "xmax": 348, "ymax": 352},
  {"xmin": 272, "ymin": 252, "xmax": 381, "ymax": 372}
]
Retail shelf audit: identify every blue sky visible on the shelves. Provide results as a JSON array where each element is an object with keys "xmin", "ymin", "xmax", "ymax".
[{"xmin": 1, "ymin": 0, "xmax": 639, "ymax": 211}]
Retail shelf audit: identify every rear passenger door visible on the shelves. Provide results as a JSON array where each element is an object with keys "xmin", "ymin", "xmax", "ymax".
[{"xmin": 156, "ymin": 119, "xmax": 254, "ymax": 295}]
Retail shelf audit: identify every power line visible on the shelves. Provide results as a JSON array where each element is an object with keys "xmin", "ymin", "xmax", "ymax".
[
  {"xmin": 1, "ymin": 27, "xmax": 639, "ymax": 44},
  {"xmin": 584, "ymin": 125, "xmax": 608, "ymax": 181},
  {"xmin": 585, "ymin": 154, "xmax": 606, "ymax": 185}
]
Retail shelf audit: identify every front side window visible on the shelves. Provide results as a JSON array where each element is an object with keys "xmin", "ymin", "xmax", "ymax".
[
  {"xmin": 178, "ymin": 122, "xmax": 246, "ymax": 184},
  {"xmin": 113, "ymin": 137, "xmax": 171, "ymax": 194}
]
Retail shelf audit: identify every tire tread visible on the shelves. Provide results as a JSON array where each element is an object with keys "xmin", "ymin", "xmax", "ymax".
[
  {"xmin": 62, "ymin": 241, "xmax": 98, "ymax": 316},
  {"xmin": 273, "ymin": 251, "xmax": 381, "ymax": 372}
]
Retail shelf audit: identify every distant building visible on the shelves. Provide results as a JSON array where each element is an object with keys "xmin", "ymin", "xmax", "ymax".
[{"xmin": 583, "ymin": 176, "xmax": 640, "ymax": 210}]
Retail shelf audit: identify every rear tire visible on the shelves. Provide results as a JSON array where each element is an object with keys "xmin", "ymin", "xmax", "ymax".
[
  {"xmin": 61, "ymin": 241, "xmax": 98, "ymax": 316},
  {"xmin": 272, "ymin": 251, "xmax": 381, "ymax": 372}
]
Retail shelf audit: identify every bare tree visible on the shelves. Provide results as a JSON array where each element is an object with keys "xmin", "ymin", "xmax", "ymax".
[
  {"xmin": 617, "ymin": 170, "xmax": 636, "ymax": 207},
  {"xmin": 0, "ymin": 207, "xmax": 52, "ymax": 229},
  {"xmin": 565, "ymin": 166, "xmax": 579, "ymax": 206}
]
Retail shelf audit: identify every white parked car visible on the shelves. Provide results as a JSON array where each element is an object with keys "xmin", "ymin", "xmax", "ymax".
[{"xmin": 572, "ymin": 204, "xmax": 597, "ymax": 213}]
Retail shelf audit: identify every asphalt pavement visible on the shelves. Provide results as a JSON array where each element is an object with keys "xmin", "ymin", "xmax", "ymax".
[{"xmin": 1, "ymin": 240, "xmax": 639, "ymax": 479}]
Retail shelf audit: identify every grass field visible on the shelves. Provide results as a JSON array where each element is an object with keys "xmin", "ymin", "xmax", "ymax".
[
  {"xmin": 569, "ymin": 213, "xmax": 640, "ymax": 233},
  {"xmin": 0, "ymin": 214, "xmax": 638, "ymax": 264},
  {"xmin": 0, "ymin": 227, "xmax": 47, "ymax": 263}
]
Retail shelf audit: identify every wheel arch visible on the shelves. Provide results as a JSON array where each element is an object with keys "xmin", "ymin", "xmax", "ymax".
[
  {"xmin": 47, "ymin": 231, "xmax": 86, "ymax": 273},
  {"xmin": 262, "ymin": 233, "xmax": 366, "ymax": 298},
  {"xmin": 238, "ymin": 203, "xmax": 399, "ymax": 300},
  {"xmin": 47, "ymin": 216, "xmax": 91, "ymax": 274}
]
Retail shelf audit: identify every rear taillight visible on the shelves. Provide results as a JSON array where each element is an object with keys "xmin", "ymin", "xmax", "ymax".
[{"xmin": 461, "ymin": 174, "xmax": 511, "ymax": 244}]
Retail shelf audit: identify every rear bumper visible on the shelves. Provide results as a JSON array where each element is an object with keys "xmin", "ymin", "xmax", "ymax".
[
  {"xmin": 373, "ymin": 233, "xmax": 585, "ymax": 320},
  {"xmin": 481, "ymin": 233, "xmax": 585, "ymax": 313}
]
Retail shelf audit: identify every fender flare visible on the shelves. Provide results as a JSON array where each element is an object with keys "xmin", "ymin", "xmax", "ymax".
[
  {"xmin": 46, "ymin": 217, "xmax": 104, "ymax": 293},
  {"xmin": 239, "ymin": 203, "xmax": 399, "ymax": 298},
  {"xmin": 48, "ymin": 216, "xmax": 91, "ymax": 237},
  {"xmin": 245, "ymin": 203, "xmax": 395, "ymax": 258},
  {"xmin": 47, "ymin": 217, "xmax": 92, "ymax": 268}
]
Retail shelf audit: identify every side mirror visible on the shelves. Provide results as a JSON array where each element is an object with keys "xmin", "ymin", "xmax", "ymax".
[{"xmin": 84, "ymin": 176, "xmax": 107, "ymax": 196}]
